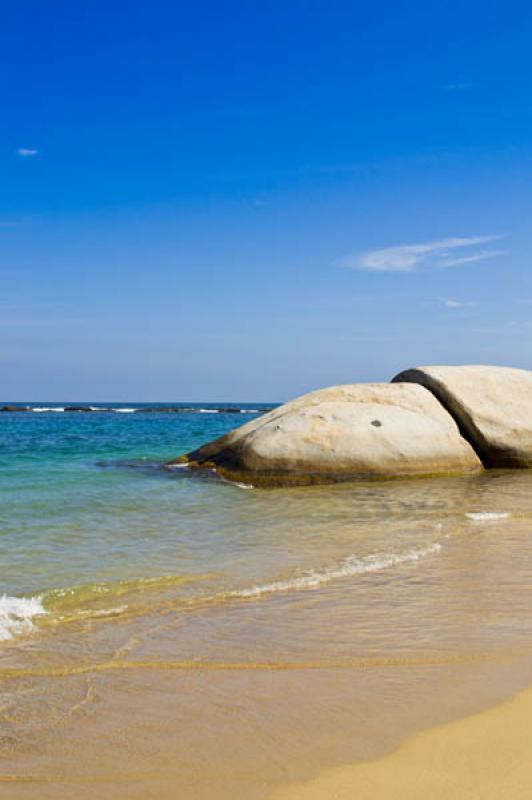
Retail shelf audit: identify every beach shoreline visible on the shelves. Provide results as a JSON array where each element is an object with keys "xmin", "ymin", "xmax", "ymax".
[
  {"xmin": 4, "ymin": 408, "xmax": 532, "ymax": 798},
  {"xmin": 271, "ymin": 685, "xmax": 532, "ymax": 799}
]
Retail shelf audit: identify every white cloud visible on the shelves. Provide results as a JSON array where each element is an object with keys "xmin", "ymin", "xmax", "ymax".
[
  {"xmin": 443, "ymin": 299, "xmax": 477, "ymax": 309},
  {"xmin": 508, "ymin": 320, "xmax": 532, "ymax": 328},
  {"xmin": 346, "ymin": 235, "xmax": 503, "ymax": 273},
  {"xmin": 17, "ymin": 148, "xmax": 38, "ymax": 157},
  {"xmin": 441, "ymin": 249, "xmax": 507, "ymax": 267}
]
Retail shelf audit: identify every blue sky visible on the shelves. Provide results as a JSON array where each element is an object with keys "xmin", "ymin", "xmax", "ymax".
[{"xmin": 2, "ymin": 0, "xmax": 532, "ymax": 401}]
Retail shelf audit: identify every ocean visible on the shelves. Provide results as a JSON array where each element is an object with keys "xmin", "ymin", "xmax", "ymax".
[{"xmin": 2, "ymin": 405, "xmax": 532, "ymax": 798}]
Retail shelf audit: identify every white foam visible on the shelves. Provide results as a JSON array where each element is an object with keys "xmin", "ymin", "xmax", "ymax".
[
  {"xmin": 58, "ymin": 604, "xmax": 128, "ymax": 621},
  {"xmin": 32, "ymin": 407, "xmax": 64, "ymax": 412},
  {"xmin": 231, "ymin": 543, "xmax": 442, "ymax": 599},
  {"xmin": 114, "ymin": 408, "xmax": 136, "ymax": 413},
  {"xmin": 199, "ymin": 409, "xmax": 218, "ymax": 413},
  {"xmin": 466, "ymin": 512, "xmax": 510, "ymax": 522},
  {"xmin": 0, "ymin": 595, "xmax": 46, "ymax": 642}
]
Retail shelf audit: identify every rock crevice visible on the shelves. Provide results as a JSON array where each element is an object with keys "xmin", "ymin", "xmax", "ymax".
[
  {"xmin": 172, "ymin": 364, "xmax": 532, "ymax": 486},
  {"xmin": 392, "ymin": 365, "xmax": 532, "ymax": 468}
]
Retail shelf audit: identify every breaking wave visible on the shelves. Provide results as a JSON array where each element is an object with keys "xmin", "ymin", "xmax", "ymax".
[
  {"xmin": 0, "ymin": 595, "xmax": 46, "ymax": 641},
  {"xmin": 0, "ymin": 543, "xmax": 444, "ymax": 642},
  {"xmin": 465, "ymin": 512, "xmax": 510, "ymax": 522},
  {"xmin": 229, "ymin": 543, "xmax": 442, "ymax": 599}
]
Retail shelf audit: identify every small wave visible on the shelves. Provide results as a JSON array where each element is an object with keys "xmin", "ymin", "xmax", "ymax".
[
  {"xmin": 41, "ymin": 572, "xmax": 214, "ymax": 621},
  {"xmin": 113, "ymin": 408, "xmax": 136, "ymax": 413},
  {"xmin": 60, "ymin": 604, "xmax": 129, "ymax": 621},
  {"xmin": 198, "ymin": 409, "xmax": 219, "ymax": 413},
  {"xmin": 0, "ymin": 595, "xmax": 46, "ymax": 641},
  {"xmin": 230, "ymin": 543, "xmax": 442, "ymax": 599},
  {"xmin": 465, "ymin": 512, "xmax": 510, "ymax": 522},
  {"xmin": 31, "ymin": 407, "xmax": 65, "ymax": 412}
]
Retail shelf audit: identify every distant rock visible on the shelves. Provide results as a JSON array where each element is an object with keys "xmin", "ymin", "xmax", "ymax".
[
  {"xmin": 0, "ymin": 404, "xmax": 270, "ymax": 415},
  {"xmin": 393, "ymin": 364, "xmax": 532, "ymax": 467},
  {"xmin": 173, "ymin": 382, "xmax": 482, "ymax": 486},
  {"xmin": 133, "ymin": 406, "xmax": 269, "ymax": 414}
]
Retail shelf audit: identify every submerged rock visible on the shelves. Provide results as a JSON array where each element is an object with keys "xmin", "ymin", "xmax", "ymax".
[
  {"xmin": 393, "ymin": 365, "xmax": 532, "ymax": 468},
  {"xmin": 173, "ymin": 382, "xmax": 481, "ymax": 486}
]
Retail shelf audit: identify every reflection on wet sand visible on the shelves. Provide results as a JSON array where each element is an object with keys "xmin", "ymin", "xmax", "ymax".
[{"xmin": 3, "ymin": 470, "xmax": 532, "ymax": 798}]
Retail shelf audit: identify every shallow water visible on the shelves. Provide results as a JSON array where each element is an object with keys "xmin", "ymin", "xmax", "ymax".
[{"xmin": 2, "ymin": 408, "xmax": 532, "ymax": 797}]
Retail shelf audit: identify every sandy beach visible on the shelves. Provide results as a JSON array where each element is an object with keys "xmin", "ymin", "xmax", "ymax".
[
  {"xmin": 273, "ymin": 686, "xmax": 532, "ymax": 799},
  {"xmin": 4, "ymin": 0, "xmax": 532, "ymax": 795},
  {"xmin": 4, "ymin": 432, "xmax": 532, "ymax": 799}
]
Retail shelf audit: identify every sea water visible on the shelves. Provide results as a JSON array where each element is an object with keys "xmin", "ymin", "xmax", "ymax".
[{"xmin": 2, "ymin": 405, "xmax": 532, "ymax": 798}]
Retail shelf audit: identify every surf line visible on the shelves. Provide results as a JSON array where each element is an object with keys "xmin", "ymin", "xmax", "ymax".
[{"xmin": 0, "ymin": 650, "xmax": 515, "ymax": 681}]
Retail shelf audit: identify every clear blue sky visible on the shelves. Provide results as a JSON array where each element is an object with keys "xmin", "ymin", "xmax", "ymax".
[{"xmin": 2, "ymin": 0, "xmax": 532, "ymax": 401}]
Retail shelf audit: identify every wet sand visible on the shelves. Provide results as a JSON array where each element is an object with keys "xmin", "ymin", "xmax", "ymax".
[
  {"xmin": 272, "ymin": 686, "xmax": 532, "ymax": 799},
  {"xmin": 4, "ymin": 470, "xmax": 532, "ymax": 797}
]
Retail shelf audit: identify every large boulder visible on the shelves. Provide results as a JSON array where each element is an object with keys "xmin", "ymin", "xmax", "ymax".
[
  {"xmin": 392, "ymin": 365, "xmax": 532, "ymax": 468},
  {"xmin": 172, "ymin": 382, "xmax": 481, "ymax": 486}
]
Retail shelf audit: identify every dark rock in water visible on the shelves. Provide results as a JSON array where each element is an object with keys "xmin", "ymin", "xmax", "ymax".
[
  {"xmin": 0, "ymin": 403, "xmax": 270, "ymax": 415},
  {"xmin": 135, "ymin": 406, "xmax": 269, "ymax": 414},
  {"xmin": 137, "ymin": 407, "xmax": 188, "ymax": 413}
]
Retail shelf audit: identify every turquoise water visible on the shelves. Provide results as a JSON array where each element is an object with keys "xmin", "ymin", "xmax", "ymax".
[
  {"xmin": 4, "ymin": 406, "xmax": 532, "ymax": 797},
  {"xmin": 3, "ymin": 405, "xmax": 532, "ymax": 644},
  {"xmin": 0, "ymin": 405, "xmax": 273, "ymax": 629}
]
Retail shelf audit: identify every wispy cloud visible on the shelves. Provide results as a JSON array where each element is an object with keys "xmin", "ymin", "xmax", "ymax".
[
  {"xmin": 443, "ymin": 298, "xmax": 477, "ymax": 309},
  {"xmin": 17, "ymin": 148, "xmax": 38, "ymax": 158},
  {"xmin": 508, "ymin": 320, "xmax": 532, "ymax": 329},
  {"xmin": 443, "ymin": 82, "xmax": 474, "ymax": 91},
  {"xmin": 345, "ymin": 235, "xmax": 504, "ymax": 273},
  {"xmin": 441, "ymin": 249, "xmax": 507, "ymax": 267}
]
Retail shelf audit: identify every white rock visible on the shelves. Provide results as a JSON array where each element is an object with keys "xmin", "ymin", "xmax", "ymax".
[
  {"xmin": 393, "ymin": 365, "xmax": 532, "ymax": 467},
  {"xmin": 179, "ymin": 382, "xmax": 481, "ymax": 485}
]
